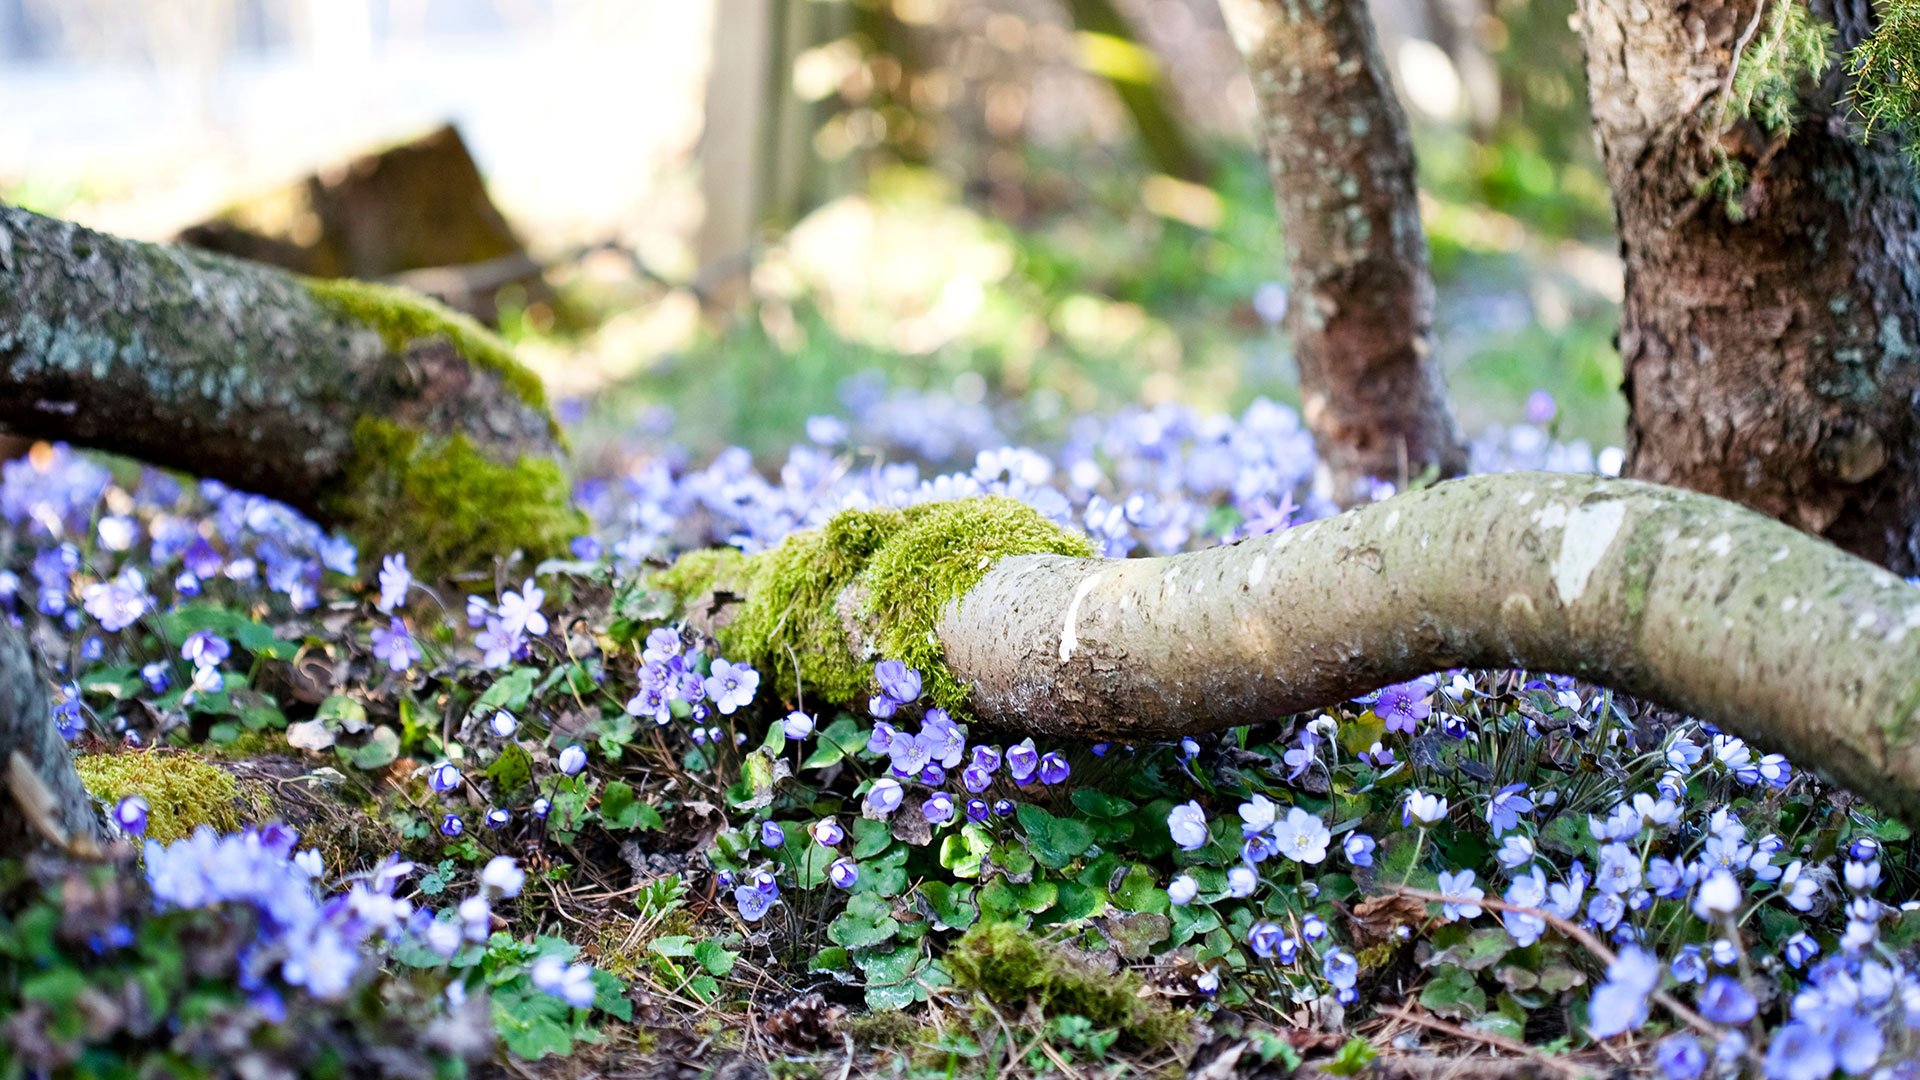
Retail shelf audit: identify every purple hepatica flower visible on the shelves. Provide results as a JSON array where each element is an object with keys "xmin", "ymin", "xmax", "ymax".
[
  {"xmin": 1695, "ymin": 976, "xmax": 1756, "ymax": 1024},
  {"xmin": 428, "ymin": 761, "xmax": 462, "ymax": 793},
  {"xmin": 1402, "ymin": 789, "xmax": 1448, "ymax": 826},
  {"xmin": 1007, "ymin": 739, "xmax": 1040, "ymax": 784},
  {"xmin": 476, "ymin": 617, "xmax": 524, "ymax": 670},
  {"xmin": 642, "ymin": 626, "xmax": 682, "ymax": 665},
  {"xmin": 828, "ymin": 857, "xmax": 859, "ymax": 889},
  {"xmin": 113, "ymin": 795, "xmax": 149, "ymax": 835},
  {"xmin": 760, "ymin": 821, "xmax": 786, "ymax": 848},
  {"xmin": 558, "ymin": 745, "xmax": 588, "ymax": 775},
  {"xmin": 705, "ymin": 658, "xmax": 759, "ymax": 714},
  {"xmin": 181, "ymin": 629, "xmax": 230, "ymax": 668},
  {"xmin": 376, "ymin": 553, "xmax": 411, "ymax": 613},
  {"xmin": 485, "ymin": 808, "xmax": 511, "ymax": 830},
  {"xmin": 1247, "ymin": 921, "xmax": 1285, "ymax": 958},
  {"xmin": 992, "ymin": 798, "xmax": 1016, "ymax": 817},
  {"xmin": 889, "ymin": 732, "xmax": 933, "ymax": 777},
  {"xmin": 869, "ymin": 694, "xmax": 898, "ymax": 720},
  {"xmin": 532, "ymin": 797, "xmax": 551, "ymax": 818},
  {"xmin": 920, "ymin": 763, "xmax": 947, "ymax": 786},
  {"xmin": 1037, "ymin": 752, "xmax": 1070, "ymax": 785},
  {"xmin": 1343, "ymin": 832, "xmax": 1376, "ymax": 867},
  {"xmin": 966, "ymin": 799, "xmax": 989, "ymax": 822},
  {"xmin": 1374, "ymin": 681, "xmax": 1431, "ymax": 735},
  {"xmin": 1764, "ymin": 1022, "xmax": 1835, "ymax": 1080},
  {"xmin": 51, "ymin": 682, "xmax": 83, "ymax": 740},
  {"xmin": 82, "ymin": 568, "xmax": 150, "ymax": 632},
  {"xmin": 497, "ymin": 579, "xmax": 548, "ymax": 637},
  {"xmin": 1587, "ymin": 945, "xmax": 1661, "ymax": 1038},
  {"xmin": 183, "ymin": 536, "xmax": 224, "ymax": 580},
  {"xmin": 922, "ymin": 793, "xmax": 954, "ymax": 824},
  {"xmin": 867, "ymin": 721, "xmax": 898, "ymax": 755},
  {"xmin": 865, "ymin": 778, "xmax": 905, "ymax": 817},
  {"xmin": 782, "ymin": 710, "xmax": 815, "ymax": 739},
  {"xmin": 962, "ymin": 764, "xmax": 993, "ymax": 793},
  {"xmin": 970, "ymin": 745, "xmax": 1002, "ymax": 773},
  {"xmin": 440, "ymin": 813, "xmax": 464, "ymax": 837},
  {"xmin": 873, "ymin": 659, "xmax": 922, "ymax": 705},
  {"xmin": 813, "ymin": 817, "xmax": 846, "ymax": 846},
  {"xmin": 1655, "ymin": 1036, "xmax": 1706, "ymax": 1080},
  {"xmin": 371, "ymin": 618, "xmax": 422, "ymax": 672},
  {"xmin": 626, "ymin": 685, "xmax": 671, "ymax": 725},
  {"xmin": 487, "ymin": 711, "xmax": 518, "ymax": 738},
  {"xmin": 1437, "ymin": 869, "xmax": 1484, "ymax": 921}
]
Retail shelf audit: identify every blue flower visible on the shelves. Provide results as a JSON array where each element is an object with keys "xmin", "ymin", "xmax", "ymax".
[
  {"xmin": 1343, "ymin": 832, "xmax": 1376, "ymax": 867},
  {"xmin": 1247, "ymin": 921, "xmax": 1284, "ymax": 958},
  {"xmin": 440, "ymin": 813, "xmax": 464, "ymax": 837},
  {"xmin": 428, "ymin": 761, "xmax": 462, "ymax": 793},
  {"xmin": 1695, "ymin": 975, "xmax": 1755, "ymax": 1024},
  {"xmin": 873, "ymin": 660, "xmax": 922, "ymax": 705},
  {"xmin": 761, "ymin": 821, "xmax": 786, "ymax": 848},
  {"xmin": 704, "ymin": 658, "xmax": 759, "ymax": 714},
  {"xmin": 1037, "ymin": 752, "xmax": 1070, "ymax": 785},
  {"xmin": 1654, "ymin": 1035, "xmax": 1705, "ymax": 1080},
  {"xmin": 865, "ymin": 778, "xmax": 905, "ymax": 817},
  {"xmin": 1275, "ymin": 807, "xmax": 1330, "ymax": 864},
  {"xmin": 1168, "ymin": 874, "xmax": 1198, "ymax": 905},
  {"xmin": 1374, "ymin": 682, "xmax": 1430, "ymax": 734},
  {"xmin": 558, "ymin": 744, "xmax": 589, "ymax": 776},
  {"xmin": 376, "ymin": 553, "xmax": 411, "ymax": 612},
  {"xmin": 371, "ymin": 618, "xmax": 421, "ymax": 672},
  {"xmin": 1321, "ymin": 949, "xmax": 1358, "ymax": 990},
  {"xmin": 1437, "ymin": 869, "xmax": 1484, "ymax": 921},
  {"xmin": 922, "ymin": 793, "xmax": 954, "ymax": 824},
  {"xmin": 1587, "ymin": 945, "xmax": 1661, "ymax": 1038},
  {"xmin": 828, "ymin": 858, "xmax": 858, "ymax": 890},
  {"xmin": 1763, "ymin": 1021, "xmax": 1835, "ymax": 1080},
  {"xmin": 113, "ymin": 795, "xmax": 149, "ymax": 835},
  {"xmin": 1487, "ymin": 783, "xmax": 1533, "ymax": 834}
]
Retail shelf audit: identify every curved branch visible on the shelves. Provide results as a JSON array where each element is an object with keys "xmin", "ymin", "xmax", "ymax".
[{"xmin": 935, "ymin": 472, "xmax": 1920, "ymax": 819}]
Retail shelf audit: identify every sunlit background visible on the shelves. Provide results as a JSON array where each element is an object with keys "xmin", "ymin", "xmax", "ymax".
[{"xmin": 0, "ymin": 0, "xmax": 1627, "ymax": 459}]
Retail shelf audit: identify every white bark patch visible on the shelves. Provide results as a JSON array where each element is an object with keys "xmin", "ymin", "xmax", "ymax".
[
  {"xmin": 1383, "ymin": 510, "xmax": 1400, "ymax": 533},
  {"xmin": 1707, "ymin": 533, "xmax": 1732, "ymax": 558},
  {"xmin": 1058, "ymin": 571, "xmax": 1108, "ymax": 663},
  {"xmin": 1771, "ymin": 546, "xmax": 1791, "ymax": 562},
  {"xmin": 1551, "ymin": 501, "xmax": 1627, "ymax": 605},
  {"xmin": 1248, "ymin": 553, "xmax": 1269, "ymax": 589},
  {"xmin": 1515, "ymin": 490, "xmax": 1534, "ymax": 505}
]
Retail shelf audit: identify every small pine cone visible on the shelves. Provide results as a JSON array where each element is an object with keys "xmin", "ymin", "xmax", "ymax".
[{"xmin": 763, "ymin": 992, "xmax": 847, "ymax": 1049}]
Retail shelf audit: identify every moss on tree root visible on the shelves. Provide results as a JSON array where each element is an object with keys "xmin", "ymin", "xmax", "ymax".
[
  {"xmin": 946, "ymin": 922, "xmax": 1185, "ymax": 1047},
  {"xmin": 303, "ymin": 277, "xmax": 551, "ymax": 413},
  {"xmin": 74, "ymin": 750, "xmax": 241, "ymax": 843},
  {"xmin": 650, "ymin": 497, "xmax": 1094, "ymax": 711},
  {"xmin": 325, "ymin": 418, "xmax": 583, "ymax": 576}
]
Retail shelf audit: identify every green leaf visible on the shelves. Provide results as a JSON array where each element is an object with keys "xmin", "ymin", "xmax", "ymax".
[
  {"xmin": 1427, "ymin": 928, "xmax": 1514, "ymax": 972},
  {"xmin": 337, "ymin": 726, "xmax": 399, "ymax": 770},
  {"xmin": 599, "ymin": 780, "xmax": 664, "ymax": 832},
  {"xmin": 1070, "ymin": 789, "xmax": 1137, "ymax": 818},
  {"xmin": 725, "ymin": 750, "xmax": 779, "ymax": 810},
  {"xmin": 1105, "ymin": 911, "xmax": 1170, "ymax": 958},
  {"xmin": 692, "ymin": 940, "xmax": 738, "ymax": 977},
  {"xmin": 1016, "ymin": 803, "xmax": 1095, "ymax": 869},
  {"xmin": 801, "ymin": 716, "xmax": 864, "ymax": 769},
  {"xmin": 478, "ymin": 667, "xmax": 539, "ymax": 713},
  {"xmin": 919, "ymin": 882, "xmax": 978, "ymax": 931},
  {"xmin": 1419, "ymin": 967, "xmax": 1486, "ymax": 1020},
  {"xmin": 829, "ymin": 892, "xmax": 901, "ymax": 949},
  {"xmin": 1321, "ymin": 1038, "xmax": 1379, "ymax": 1077}
]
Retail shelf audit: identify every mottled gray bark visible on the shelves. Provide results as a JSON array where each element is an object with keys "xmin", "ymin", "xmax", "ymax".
[
  {"xmin": 0, "ymin": 205, "xmax": 575, "ymax": 571},
  {"xmin": 1218, "ymin": 0, "xmax": 1466, "ymax": 504},
  {"xmin": 0, "ymin": 621, "xmax": 105, "ymax": 859},
  {"xmin": 1577, "ymin": 0, "xmax": 1920, "ymax": 572},
  {"xmin": 941, "ymin": 472, "xmax": 1920, "ymax": 821}
]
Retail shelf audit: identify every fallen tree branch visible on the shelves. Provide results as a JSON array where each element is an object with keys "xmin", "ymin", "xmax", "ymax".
[{"xmin": 0, "ymin": 205, "xmax": 577, "ymax": 572}]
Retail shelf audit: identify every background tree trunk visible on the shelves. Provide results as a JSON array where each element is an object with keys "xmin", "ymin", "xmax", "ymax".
[
  {"xmin": 1578, "ymin": 0, "xmax": 1920, "ymax": 572},
  {"xmin": 0, "ymin": 621, "xmax": 105, "ymax": 860},
  {"xmin": 1218, "ymin": 0, "xmax": 1467, "ymax": 505},
  {"xmin": 0, "ymin": 205, "xmax": 577, "ymax": 572}
]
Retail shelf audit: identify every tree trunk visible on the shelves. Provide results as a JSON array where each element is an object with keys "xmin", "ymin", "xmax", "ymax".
[
  {"xmin": 0, "ymin": 621, "xmax": 106, "ymax": 860},
  {"xmin": 1578, "ymin": 0, "xmax": 1920, "ymax": 572},
  {"xmin": 0, "ymin": 205, "xmax": 577, "ymax": 573},
  {"xmin": 675, "ymin": 473, "xmax": 1920, "ymax": 823},
  {"xmin": 1218, "ymin": 0, "xmax": 1467, "ymax": 505}
]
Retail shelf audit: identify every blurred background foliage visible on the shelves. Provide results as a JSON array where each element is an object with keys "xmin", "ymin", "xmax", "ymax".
[{"xmin": 0, "ymin": 0, "xmax": 1627, "ymax": 456}]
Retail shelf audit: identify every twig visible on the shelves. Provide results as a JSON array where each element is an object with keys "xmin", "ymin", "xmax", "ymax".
[
  {"xmin": 1377, "ymin": 1004, "xmax": 1586, "ymax": 1078},
  {"xmin": 1393, "ymin": 886, "xmax": 1724, "ymax": 1044}
]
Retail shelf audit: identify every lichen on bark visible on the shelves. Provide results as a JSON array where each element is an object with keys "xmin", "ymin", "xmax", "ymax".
[{"xmin": 644, "ymin": 497, "xmax": 1094, "ymax": 711}]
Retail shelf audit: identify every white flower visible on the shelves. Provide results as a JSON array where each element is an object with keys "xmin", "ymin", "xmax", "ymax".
[
  {"xmin": 1497, "ymin": 834, "xmax": 1536, "ymax": 868},
  {"xmin": 782, "ymin": 710, "xmax": 815, "ymax": 739},
  {"xmin": 1403, "ymin": 789, "xmax": 1448, "ymax": 826},
  {"xmin": 1238, "ymin": 794, "xmax": 1279, "ymax": 836},
  {"xmin": 1227, "ymin": 865, "xmax": 1257, "ymax": 898},
  {"xmin": 377, "ymin": 553, "xmax": 411, "ymax": 613},
  {"xmin": 557, "ymin": 744, "xmax": 588, "ymax": 775},
  {"xmin": 1167, "ymin": 801, "xmax": 1209, "ymax": 851},
  {"xmin": 1275, "ymin": 807, "xmax": 1331, "ymax": 864},
  {"xmin": 1168, "ymin": 874, "xmax": 1198, "ymax": 906},
  {"xmin": 1692, "ymin": 870, "xmax": 1743, "ymax": 920},
  {"xmin": 481, "ymin": 856, "xmax": 526, "ymax": 899}
]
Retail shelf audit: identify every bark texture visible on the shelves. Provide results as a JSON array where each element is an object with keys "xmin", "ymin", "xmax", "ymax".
[
  {"xmin": 1578, "ymin": 0, "xmax": 1920, "ymax": 572},
  {"xmin": 0, "ymin": 621, "xmax": 105, "ymax": 859},
  {"xmin": 940, "ymin": 472, "xmax": 1920, "ymax": 821},
  {"xmin": 0, "ymin": 205, "xmax": 577, "ymax": 571},
  {"xmin": 1218, "ymin": 0, "xmax": 1466, "ymax": 504}
]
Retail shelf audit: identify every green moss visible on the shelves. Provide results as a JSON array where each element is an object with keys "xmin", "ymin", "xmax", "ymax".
[
  {"xmin": 945, "ymin": 922, "xmax": 1184, "ymax": 1048},
  {"xmin": 325, "ymin": 417, "xmax": 583, "ymax": 575},
  {"xmin": 649, "ymin": 497, "xmax": 1093, "ymax": 711},
  {"xmin": 75, "ymin": 750, "xmax": 241, "ymax": 843},
  {"xmin": 303, "ymin": 276, "xmax": 549, "ymax": 411}
]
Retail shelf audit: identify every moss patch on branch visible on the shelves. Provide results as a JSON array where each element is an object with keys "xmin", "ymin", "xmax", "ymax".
[
  {"xmin": 303, "ymin": 276, "xmax": 550, "ymax": 411},
  {"xmin": 325, "ymin": 418, "xmax": 582, "ymax": 576},
  {"xmin": 74, "ymin": 750, "xmax": 241, "ymax": 843},
  {"xmin": 649, "ymin": 497, "xmax": 1094, "ymax": 711}
]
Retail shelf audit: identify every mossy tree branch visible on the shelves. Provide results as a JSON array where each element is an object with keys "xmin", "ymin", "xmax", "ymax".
[
  {"xmin": 670, "ymin": 474, "xmax": 1920, "ymax": 823},
  {"xmin": 0, "ymin": 205, "xmax": 578, "ymax": 572}
]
